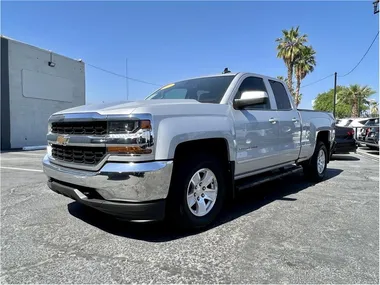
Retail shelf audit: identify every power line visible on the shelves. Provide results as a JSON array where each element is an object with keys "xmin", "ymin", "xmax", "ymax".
[
  {"xmin": 300, "ymin": 31, "xmax": 379, "ymax": 89},
  {"xmin": 87, "ymin": 31, "xmax": 379, "ymax": 90},
  {"xmin": 339, "ymin": 31, "xmax": 379, "ymax": 78},
  {"xmin": 86, "ymin": 62, "xmax": 162, "ymax": 86},
  {"xmin": 301, "ymin": 73, "xmax": 335, "ymax": 89}
]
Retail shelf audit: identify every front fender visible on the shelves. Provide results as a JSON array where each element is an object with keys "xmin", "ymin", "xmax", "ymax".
[{"xmin": 154, "ymin": 115, "xmax": 236, "ymax": 161}]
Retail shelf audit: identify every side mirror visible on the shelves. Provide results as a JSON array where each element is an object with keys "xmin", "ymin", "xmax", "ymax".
[{"xmin": 233, "ymin": 91, "xmax": 268, "ymax": 109}]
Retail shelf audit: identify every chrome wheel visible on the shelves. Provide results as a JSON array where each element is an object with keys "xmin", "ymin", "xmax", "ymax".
[
  {"xmin": 317, "ymin": 149, "xmax": 326, "ymax": 174},
  {"xmin": 186, "ymin": 168, "xmax": 218, "ymax": 217}
]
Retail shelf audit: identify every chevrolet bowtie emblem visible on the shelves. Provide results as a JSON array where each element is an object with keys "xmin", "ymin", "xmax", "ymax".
[{"xmin": 57, "ymin": 135, "xmax": 69, "ymax": 145}]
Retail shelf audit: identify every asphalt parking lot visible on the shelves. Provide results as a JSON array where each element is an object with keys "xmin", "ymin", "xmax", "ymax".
[{"xmin": 1, "ymin": 149, "xmax": 379, "ymax": 284}]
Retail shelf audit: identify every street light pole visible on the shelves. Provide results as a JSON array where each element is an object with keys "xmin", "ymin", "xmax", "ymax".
[
  {"xmin": 333, "ymin": 72, "xmax": 337, "ymax": 118},
  {"xmin": 126, "ymin": 58, "xmax": 129, "ymax": 101}
]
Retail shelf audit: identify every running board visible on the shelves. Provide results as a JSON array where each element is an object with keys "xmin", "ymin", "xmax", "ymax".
[{"xmin": 235, "ymin": 165, "xmax": 303, "ymax": 192}]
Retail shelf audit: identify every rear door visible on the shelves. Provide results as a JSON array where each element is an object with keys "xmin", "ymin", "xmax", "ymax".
[
  {"xmin": 268, "ymin": 79, "xmax": 302, "ymax": 164},
  {"xmin": 231, "ymin": 76, "xmax": 280, "ymax": 177}
]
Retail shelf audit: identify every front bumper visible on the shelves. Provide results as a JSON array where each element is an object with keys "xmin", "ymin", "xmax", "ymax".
[
  {"xmin": 48, "ymin": 179, "xmax": 166, "ymax": 221},
  {"xmin": 42, "ymin": 155, "xmax": 173, "ymax": 220}
]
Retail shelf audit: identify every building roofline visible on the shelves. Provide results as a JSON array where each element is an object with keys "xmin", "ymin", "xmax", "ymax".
[{"xmin": 0, "ymin": 34, "xmax": 84, "ymax": 63}]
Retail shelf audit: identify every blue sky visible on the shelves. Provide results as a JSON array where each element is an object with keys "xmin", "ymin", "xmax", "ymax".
[{"xmin": 2, "ymin": 1, "xmax": 379, "ymax": 108}]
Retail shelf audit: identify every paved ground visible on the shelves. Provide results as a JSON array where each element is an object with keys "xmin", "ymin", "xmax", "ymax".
[
  {"xmin": 357, "ymin": 145, "xmax": 379, "ymax": 160},
  {"xmin": 1, "ymin": 149, "xmax": 379, "ymax": 284}
]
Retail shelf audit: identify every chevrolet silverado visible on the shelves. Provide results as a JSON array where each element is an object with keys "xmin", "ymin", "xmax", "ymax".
[{"xmin": 42, "ymin": 72, "xmax": 335, "ymax": 229}]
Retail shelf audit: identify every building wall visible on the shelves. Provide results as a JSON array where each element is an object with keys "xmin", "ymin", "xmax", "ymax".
[{"xmin": 1, "ymin": 36, "xmax": 85, "ymax": 149}]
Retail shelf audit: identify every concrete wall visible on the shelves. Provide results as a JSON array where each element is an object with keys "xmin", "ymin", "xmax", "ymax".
[{"xmin": 1, "ymin": 36, "xmax": 85, "ymax": 150}]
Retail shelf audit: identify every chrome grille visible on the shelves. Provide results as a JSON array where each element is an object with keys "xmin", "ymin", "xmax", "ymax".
[
  {"xmin": 51, "ymin": 145, "xmax": 106, "ymax": 165},
  {"xmin": 51, "ymin": 121, "xmax": 107, "ymax": 135}
]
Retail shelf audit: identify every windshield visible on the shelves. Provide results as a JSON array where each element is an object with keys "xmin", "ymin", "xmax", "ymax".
[
  {"xmin": 145, "ymin": 75, "xmax": 235, "ymax": 104},
  {"xmin": 365, "ymin": 118, "xmax": 379, "ymax": 126}
]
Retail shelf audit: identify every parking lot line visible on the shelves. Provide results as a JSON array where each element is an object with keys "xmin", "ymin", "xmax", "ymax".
[
  {"xmin": 357, "ymin": 149, "xmax": 379, "ymax": 161},
  {"xmin": 0, "ymin": 166, "xmax": 43, "ymax": 172}
]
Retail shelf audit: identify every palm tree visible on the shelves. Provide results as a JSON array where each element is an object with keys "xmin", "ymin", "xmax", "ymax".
[
  {"xmin": 370, "ymin": 100, "xmax": 379, "ymax": 117},
  {"xmin": 338, "ymin": 85, "xmax": 376, "ymax": 117},
  {"xmin": 294, "ymin": 45, "xmax": 316, "ymax": 107},
  {"xmin": 276, "ymin": 26, "xmax": 308, "ymax": 97},
  {"xmin": 276, "ymin": 76, "xmax": 288, "ymax": 85}
]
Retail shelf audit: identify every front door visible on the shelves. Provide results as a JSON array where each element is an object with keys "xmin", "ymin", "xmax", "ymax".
[{"xmin": 232, "ymin": 76, "xmax": 280, "ymax": 178}]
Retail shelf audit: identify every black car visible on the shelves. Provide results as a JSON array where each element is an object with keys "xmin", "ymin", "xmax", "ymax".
[
  {"xmin": 364, "ymin": 125, "xmax": 379, "ymax": 150},
  {"xmin": 332, "ymin": 125, "xmax": 358, "ymax": 156}
]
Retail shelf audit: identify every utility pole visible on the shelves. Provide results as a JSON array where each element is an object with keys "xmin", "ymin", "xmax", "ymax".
[
  {"xmin": 358, "ymin": 95, "xmax": 362, "ymax": 118},
  {"xmin": 126, "ymin": 58, "xmax": 129, "ymax": 101},
  {"xmin": 333, "ymin": 72, "xmax": 337, "ymax": 118},
  {"xmin": 374, "ymin": 0, "xmax": 379, "ymax": 14}
]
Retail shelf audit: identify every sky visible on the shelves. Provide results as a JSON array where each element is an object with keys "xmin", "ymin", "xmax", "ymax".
[{"xmin": 2, "ymin": 0, "xmax": 379, "ymax": 109}]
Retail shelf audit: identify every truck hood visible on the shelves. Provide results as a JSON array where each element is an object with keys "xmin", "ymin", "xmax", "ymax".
[{"xmin": 52, "ymin": 99, "xmax": 230, "ymax": 117}]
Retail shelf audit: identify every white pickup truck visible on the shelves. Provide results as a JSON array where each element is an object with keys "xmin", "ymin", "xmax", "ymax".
[{"xmin": 42, "ymin": 72, "xmax": 335, "ymax": 229}]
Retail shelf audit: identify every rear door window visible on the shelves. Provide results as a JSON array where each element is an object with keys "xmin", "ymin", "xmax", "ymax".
[{"xmin": 268, "ymin": 80, "xmax": 292, "ymax": 110}]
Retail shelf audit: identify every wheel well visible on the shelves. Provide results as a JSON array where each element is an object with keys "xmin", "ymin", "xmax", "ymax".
[
  {"xmin": 173, "ymin": 138, "xmax": 229, "ymax": 163},
  {"xmin": 173, "ymin": 138, "xmax": 235, "ymax": 199},
  {"xmin": 317, "ymin": 131, "xmax": 331, "ymax": 161}
]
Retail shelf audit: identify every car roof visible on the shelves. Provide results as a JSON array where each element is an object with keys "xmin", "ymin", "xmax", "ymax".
[{"xmin": 172, "ymin": 72, "xmax": 283, "ymax": 83}]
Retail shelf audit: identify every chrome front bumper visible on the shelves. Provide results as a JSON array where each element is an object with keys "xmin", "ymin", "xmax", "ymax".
[{"xmin": 42, "ymin": 154, "xmax": 173, "ymax": 202}]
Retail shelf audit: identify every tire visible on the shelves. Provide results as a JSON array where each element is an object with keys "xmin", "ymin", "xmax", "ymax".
[
  {"xmin": 166, "ymin": 153, "xmax": 227, "ymax": 230},
  {"xmin": 303, "ymin": 141, "xmax": 328, "ymax": 182}
]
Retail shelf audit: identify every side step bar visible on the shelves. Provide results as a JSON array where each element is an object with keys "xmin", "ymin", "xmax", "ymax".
[{"xmin": 235, "ymin": 165, "xmax": 303, "ymax": 192}]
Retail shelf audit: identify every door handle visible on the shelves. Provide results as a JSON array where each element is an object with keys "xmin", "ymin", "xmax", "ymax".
[
  {"xmin": 269, "ymin": 118, "xmax": 278, "ymax": 124},
  {"xmin": 292, "ymin": 118, "xmax": 298, "ymax": 122}
]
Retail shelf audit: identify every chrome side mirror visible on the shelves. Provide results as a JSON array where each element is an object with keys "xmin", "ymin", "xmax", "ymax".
[{"xmin": 234, "ymin": 91, "xmax": 268, "ymax": 109}]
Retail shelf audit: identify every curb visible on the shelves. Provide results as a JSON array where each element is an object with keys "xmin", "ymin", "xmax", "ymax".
[
  {"xmin": 356, "ymin": 148, "xmax": 379, "ymax": 161},
  {"xmin": 22, "ymin": 146, "xmax": 47, "ymax": 151}
]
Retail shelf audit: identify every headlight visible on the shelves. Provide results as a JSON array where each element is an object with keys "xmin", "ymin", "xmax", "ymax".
[
  {"xmin": 108, "ymin": 120, "xmax": 151, "ymax": 134},
  {"xmin": 106, "ymin": 119, "xmax": 153, "ymax": 155}
]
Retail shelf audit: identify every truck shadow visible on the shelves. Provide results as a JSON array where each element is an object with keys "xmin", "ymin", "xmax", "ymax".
[
  {"xmin": 330, "ymin": 154, "xmax": 360, "ymax": 161},
  {"xmin": 68, "ymin": 168, "xmax": 343, "ymax": 242}
]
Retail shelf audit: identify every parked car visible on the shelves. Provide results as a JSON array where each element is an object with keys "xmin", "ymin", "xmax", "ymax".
[
  {"xmin": 364, "ymin": 124, "xmax": 379, "ymax": 150},
  {"xmin": 331, "ymin": 125, "xmax": 358, "ymax": 156},
  {"xmin": 336, "ymin": 117, "xmax": 369, "ymax": 142},
  {"xmin": 42, "ymin": 72, "xmax": 335, "ymax": 230},
  {"xmin": 336, "ymin": 117, "xmax": 369, "ymax": 128},
  {"xmin": 357, "ymin": 118, "xmax": 379, "ymax": 145}
]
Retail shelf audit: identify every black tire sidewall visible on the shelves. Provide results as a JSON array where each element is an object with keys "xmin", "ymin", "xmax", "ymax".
[
  {"xmin": 316, "ymin": 143, "xmax": 327, "ymax": 178},
  {"xmin": 168, "ymin": 154, "xmax": 226, "ymax": 229},
  {"xmin": 304, "ymin": 142, "xmax": 328, "ymax": 181}
]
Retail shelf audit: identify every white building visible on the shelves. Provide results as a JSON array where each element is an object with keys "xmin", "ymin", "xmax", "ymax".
[{"xmin": 1, "ymin": 36, "xmax": 85, "ymax": 150}]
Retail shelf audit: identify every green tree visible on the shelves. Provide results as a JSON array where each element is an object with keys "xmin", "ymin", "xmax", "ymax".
[
  {"xmin": 338, "ymin": 84, "xmax": 376, "ymax": 117},
  {"xmin": 369, "ymin": 100, "xmax": 379, "ymax": 117},
  {"xmin": 276, "ymin": 26, "xmax": 308, "ymax": 97},
  {"xmin": 294, "ymin": 45, "xmax": 316, "ymax": 107},
  {"xmin": 313, "ymin": 86, "xmax": 370, "ymax": 118},
  {"xmin": 276, "ymin": 75, "xmax": 287, "ymax": 84}
]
